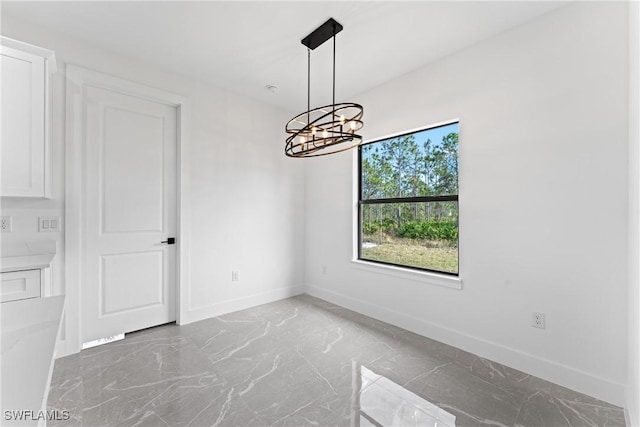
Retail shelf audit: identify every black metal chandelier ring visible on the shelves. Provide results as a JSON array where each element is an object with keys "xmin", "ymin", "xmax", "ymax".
[{"xmin": 285, "ymin": 102, "xmax": 364, "ymax": 157}]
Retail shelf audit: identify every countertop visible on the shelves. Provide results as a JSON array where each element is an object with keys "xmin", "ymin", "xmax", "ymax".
[
  {"xmin": 1, "ymin": 295, "xmax": 65, "ymax": 426},
  {"xmin": 0, "ymin": 240, "xmax": 56, "ymax": 273}
]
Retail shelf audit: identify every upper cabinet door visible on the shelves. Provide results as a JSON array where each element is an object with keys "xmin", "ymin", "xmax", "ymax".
[{"xmin": 1, "ymin": 41, "xmax": 54, "ymax": 198}]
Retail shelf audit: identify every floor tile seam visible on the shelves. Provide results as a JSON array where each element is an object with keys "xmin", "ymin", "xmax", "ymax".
[
  {"xmin": 468, "ymin": 359, "xmax": 535, "ymax": 389},
  {"xmin": 200, "ymin": 340, "xmax": 243, "ymax": 359},
  {"xmin": 206, "ymin": 342, "xmax": 288, "ymax": 367},
  {"xmin": 395, "ymin": 347, "xmax": 463, "ymax": 367},
  {"xmin": 51, "ymin": 378, "xmax": 84, "ymax": 403},
  {"xmin": 203, "ymin": 323, "xmax": 276, "ymax": 356},
  {"xmin": 515, "ymin": 389, "xmax": 608, "ymax": 427},
  {"xmin": 435, "ymin": 401, "xmax": 517, "ymax": 427},
  {"xmin": 80, "ymin": 364, "xmax": 217, "ymax": 386},
  {"xmin": 540, "ymin": 389, "xmax": 626, "ymax": 417},
  {"xmin": 111, "ymin": 407, "xmax": 160, "ymax": 427},
  {"xmin": 236, "ymin": 393, "xmax": 293, "ymax": 426},
  {"xmin": 124, "ymin": 375, "xmax": 222, "ymax": 417},
  {"xmin": 374, "ymin": 351, "xmax": 474, "ymax": 384},
  {"xmin": 512, "ymin": 388, "xmax": 541, "ymax": 426},
  {"xmin": 309, "ymin": 311, "xmax": 354, "ymax": 329},
  {"xmin": 80, "ymin": 373, "xmax": 207, "ymax": 406},
  {"xmin": 352, "ymin": 376, "xmax": 383, "ymax": 399},
  {"xmin": 545, "ymin": 395, "xmax": 626, "ymax": 411},
  {"xmin": 150, "ymin": 410, "xmax": 172, "ymax": 427},
  {"xmin": 47, "ymin": 387, "xmax": 86, "ymax": 418},
  {"xmin": 461, "ymin": 370, "xmax": 532, "ymax": 413},
  {"xmin": 466, "ymin": 367, "xmax": 528, "ymax": 391},
  {"xmin": 271, "ymin": 400, "xmax": 322, "ymax": 425},
  {"xmin": 357, "ymin": 377, "xmax": 441, "ymax": 419},
  {"xmin": 77, "ymin": 348, "xmax": 159, "ymax": 370},
  {"xmin": 76, "ymin": 358, "xmax": 142, "ymax": 378},
  {"xmin": 295, "ymin": 354, "xmax": 343, "ymax": 397},
  {"xmin": 397, "ymin": 361, "xmax": 455, "ymax": 390},
  {"xmin": 517, "ymin": 384, "xmax": 625, "ymax": 420},
  {"xmin": 47, "ymin": 400, "xmax": 81, "ymax": 417},
  {"xmin": 345, "ymin": 323, "xmax": 398, "ymax": 352},
  {"xmin": 153, "ymin": 388, "xmax": 234, "ymax": 425},
  {"xmin": 551, "ymin": 395, "xmax": 620, "ymax": 426},
  {"xmin": 206, "ymin": 388, "xmax": 257, "ymax": 426},
  {"xmin": 414, "ymin": 378, "xmax": 523, "ymax": 426},
  {"xmin": 177, "ymin": 333, "xmax": 214, "ymax": 358},
  {"xmin": 47, "ymin": 404, "xmax": 83, "ymax": 422},
  {"xmin": 49, "ymin": 375, "xmax": 78, "ymax": 387}
]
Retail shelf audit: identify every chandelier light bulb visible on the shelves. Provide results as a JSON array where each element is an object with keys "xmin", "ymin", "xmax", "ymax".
[
  {"xmin": 322, "ymin": 129, "xmax": 329, "ymax": 138},
  {"xmin": 339, "ymin": 115, "xmax": 345, "ymax": 124}
]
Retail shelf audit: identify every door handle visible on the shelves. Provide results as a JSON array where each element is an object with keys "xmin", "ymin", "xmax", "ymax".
[{"xmin": 161, "ymin": 237, "xmax": 176, "ymax": 245}]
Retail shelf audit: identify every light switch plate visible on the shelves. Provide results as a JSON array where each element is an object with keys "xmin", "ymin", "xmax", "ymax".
[{"xmin": 39, "ymin": 216, "xmax": 61, "ymax": 232}]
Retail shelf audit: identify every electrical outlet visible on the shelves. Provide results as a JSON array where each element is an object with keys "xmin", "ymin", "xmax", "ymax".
[
  {"xmin": 532, "ymin": 312, "xmax": 546, "ymax": 329},
  {"xmin": 39, "ymin": 216, "xmax": 61, "ymax": 232},
  {"xmin": 0, "ymin": 216, "xmax": 12, "ymax": 232},
  {"xmin": 232, "ymin": 271, "xmax": 239, "ymax": 282}
]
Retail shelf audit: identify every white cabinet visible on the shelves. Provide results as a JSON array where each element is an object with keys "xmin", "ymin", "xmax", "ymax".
[
  {"xmin": 1, "ymin": 239, "xmax": 56, "ymax": 302},
  {"xmin": 0, "ymin": 37, "xmax": 56, "ymax": 198},
  {"xmin": 0, "ymin": 269, "xmax": 41, "ymax": 303}
]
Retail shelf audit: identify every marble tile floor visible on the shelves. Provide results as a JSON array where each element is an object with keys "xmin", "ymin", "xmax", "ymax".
[{"xmin": 47, "ymin": 295, "xmax": 625, "ymax": 427}]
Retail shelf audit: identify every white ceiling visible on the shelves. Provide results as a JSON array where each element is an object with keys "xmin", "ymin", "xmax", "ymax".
[{"xmin": 2, "ymin": 1, "xmax": 567, "ymax": 115}]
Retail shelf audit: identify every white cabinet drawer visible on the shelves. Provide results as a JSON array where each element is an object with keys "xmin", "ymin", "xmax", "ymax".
[{"xmin": 1, "ymin": 269, "xmax": 41, "ymax": 302}]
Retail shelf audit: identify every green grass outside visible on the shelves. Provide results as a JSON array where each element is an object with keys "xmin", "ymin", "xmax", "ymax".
[{"xmin": 362, "ymin": 235, "xmax": 458, "ymax": 274}]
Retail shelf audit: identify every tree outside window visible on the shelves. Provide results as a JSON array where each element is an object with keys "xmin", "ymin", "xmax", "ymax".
[{"xmin": 358, "ymin": 122, "xmax": 459, "ymax": 275}]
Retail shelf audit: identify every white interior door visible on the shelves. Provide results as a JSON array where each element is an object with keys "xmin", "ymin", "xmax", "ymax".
[{"xmin": 81, "ymin": 84, "xmax": 177, "ymax": 345}]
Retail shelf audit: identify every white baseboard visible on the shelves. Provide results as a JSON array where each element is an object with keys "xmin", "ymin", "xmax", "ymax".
[
  {"xmin": 305, "ymin": 283, "xmax": 625, "ymax": 407},
  {"xmin": 181, "ymin": 285, "xmax": 304, "ymax": 325}
]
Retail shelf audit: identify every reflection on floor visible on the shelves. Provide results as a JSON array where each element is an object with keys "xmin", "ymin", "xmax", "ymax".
[
  {"xmin": 48, "ymin": 295, "xmax": 625, "ymax": 426},
  {"xmin": 355, "ymin": 365, "xmax": 456, "ymax": 427}
]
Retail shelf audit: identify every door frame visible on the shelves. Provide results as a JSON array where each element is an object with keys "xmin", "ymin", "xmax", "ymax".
[{"xmin": 63, "ymin": 65, "xmax": 191, "ymax": 356}]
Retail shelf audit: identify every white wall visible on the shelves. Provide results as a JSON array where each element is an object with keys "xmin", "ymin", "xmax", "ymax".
[
  {"xmin": 1, "ymin": 15, "xmax": 305, "ymax": 354},
  {"xmin": 305, "ymin": 2, "xmax": 628, "ymax": 406},
  {"xmin": 627, "ymin": 0, "xmax": 640, "ymax": 424}
]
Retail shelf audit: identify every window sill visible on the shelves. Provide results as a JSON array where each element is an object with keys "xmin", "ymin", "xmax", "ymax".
[{"xmin": 350, "ymin": 259, "xmax": 462, "ymax": 290}]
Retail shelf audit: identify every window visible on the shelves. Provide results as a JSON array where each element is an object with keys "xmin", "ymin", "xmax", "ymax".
[{"xmin": 358, "ymin": 121, "xmax": 459, "ymax": 275}]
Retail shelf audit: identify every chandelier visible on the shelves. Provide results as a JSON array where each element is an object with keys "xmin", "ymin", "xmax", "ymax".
[{"xmin": 285, "ymin": 18, "xmax": 364, "ymax": 158}]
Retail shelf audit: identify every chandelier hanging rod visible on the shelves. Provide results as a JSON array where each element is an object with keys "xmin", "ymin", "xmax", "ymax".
[{"xmin": 302, "ymin": 18, "xmax": 341, "ymax": 109}]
